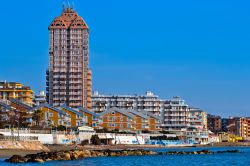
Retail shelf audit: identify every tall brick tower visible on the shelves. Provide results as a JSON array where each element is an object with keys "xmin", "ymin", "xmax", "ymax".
[{"xmin": 46, "ymin": 6, "xmax": 92, "ymax": 109}]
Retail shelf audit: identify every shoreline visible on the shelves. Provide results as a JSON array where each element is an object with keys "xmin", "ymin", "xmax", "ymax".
[{"xmin": 0, "ymin": 142, "xmax": 249, "ymax": 158}]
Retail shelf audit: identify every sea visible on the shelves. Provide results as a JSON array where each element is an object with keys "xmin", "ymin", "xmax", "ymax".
[{"xmin": 0, "ymin": 147, "xmax": 250, "ymax": 166}]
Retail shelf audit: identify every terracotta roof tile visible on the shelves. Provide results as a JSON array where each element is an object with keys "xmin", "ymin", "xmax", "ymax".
[{"xmin": 49, "ymin": 8, "xmax": 88, "ymax": 29}]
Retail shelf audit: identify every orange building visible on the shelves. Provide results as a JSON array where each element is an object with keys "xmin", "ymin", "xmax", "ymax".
[
  {"xmin": 78, "ymin": 107, "xmax": 100, "ymax": 128},
  {"xmin": 98, "ymin": 108, "xmax": 136, "ymax": 131},
  {"xmin": 29, "ymin": 104, "xmax": 68, "ymax": 128},
  {"xmin": 96, "ymin": 108, "xmax": 162, "ymax": 132},
  {"xmin": 0, "ymin": 82, "xmax": 33, "ymax": 105},
  {"xmin": 239, "ymin": 117, "xmax": 250, "ymax": 141},
  {"xmin": 127, "ymin": 110, "xmax": 149, "ymax": 131},
  {"xmin": 9, "ymin": 98, "xmax": 32, "ymax": 112},
  {"xmin": 61, "ymin": 106, "xmax": 84, "ymax": 127},
  {"xmin": 141, "ymin": 111, "xmax": 161, "ymax": 131}
]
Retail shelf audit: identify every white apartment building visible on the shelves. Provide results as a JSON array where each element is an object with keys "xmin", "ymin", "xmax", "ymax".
[
  {"xmin": 34, "ymin": 91, "xmax": 46, "ymax": 106},
  {"xmin": 91, "ymin": 91, "xmax": 163, "ymax": 116},
  {"xmin": 162, "ymin": 96, "xmax": 189, "ymax": 133}
]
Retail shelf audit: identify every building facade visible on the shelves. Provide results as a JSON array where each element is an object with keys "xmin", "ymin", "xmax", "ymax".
[
  {"xmin": 46, "ymin": 6, "xmax": 92, "ymax": 109},
  {"xmin": 162, "ymin": 97, "xmax": 189, "ymax": 133},
  {"xmin": 161, "ymin": 97, "xmax": 208, "ymax": 143},
  {"xmin": 238, "ymin": 117, "xmax": 250, "ymax": 140},
  {"xmin": 0, "ymin": 82, "xmax": 33, "ymax": 105},
  {"xmin": 186, "ymin": 108, "xmax": 208, "ymax": 144},
  {"xmin": 34, "ymin": 91, "xmax": 46, "ymax": 106},
  {"xmin": 207, "ymin": 114, "xmax": 222, "ymax": 133},
  {"xmin": 92, "ymin": 91, "xmax": 163, "ymax": 116},
  {"xmin": 223, "ymin": 117, "xmax": 250, "ymax": 141}
]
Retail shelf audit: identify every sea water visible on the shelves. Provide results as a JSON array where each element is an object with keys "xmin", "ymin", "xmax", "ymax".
[{"xmin": 0, "ymin": 147, "xmax": 250, "ymax": 166}]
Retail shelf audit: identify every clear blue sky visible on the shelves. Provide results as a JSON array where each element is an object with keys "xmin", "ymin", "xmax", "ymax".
[{"xmin": 0, "ymin": 0, "xmax": 249, "ymax": 117}]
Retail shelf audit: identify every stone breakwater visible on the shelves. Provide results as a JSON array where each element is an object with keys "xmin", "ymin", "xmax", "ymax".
[
  {"xmin": 6, "ymin": 149, "xmax": 240, "ymax": 163},
  {"xmin": 6, "ymin": 149, "xmax": 157, "ymax": 163},
  {"xmin": 160, "ymin": 149, "xmax": 240, "ymax": 155}
]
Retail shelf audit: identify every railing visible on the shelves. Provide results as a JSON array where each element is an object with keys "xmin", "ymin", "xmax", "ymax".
[
  {"xmin": 0, "ymin": 129, "xmax": 52, "ymax": 134},
  {"xmin": 0, "ymin": 136, "xmax": 38, "ymax": 141},
  {"xmin": 0, "ymin": 129, "xmax": 75, "ymax": 135}
]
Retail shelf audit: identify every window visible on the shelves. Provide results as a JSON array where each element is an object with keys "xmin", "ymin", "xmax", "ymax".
[
  {"xmin": 112, "ymin": 111, "xmax": 115, "ymax": 115},
  {"xmin": 92, "ymin": 123, "xmax": 96, "ymax": 127},
  {"xmin": 127, "ymin": 124, "xmax": 131, "ymax": 128}
]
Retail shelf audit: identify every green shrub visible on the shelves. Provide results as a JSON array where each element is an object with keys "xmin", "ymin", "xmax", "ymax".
[{"xmin": 90, "ymin": 135, "xmax": 101, "ymax": 145}]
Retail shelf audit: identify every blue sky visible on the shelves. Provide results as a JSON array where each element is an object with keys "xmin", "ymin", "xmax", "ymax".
[{"xmin": 0, "ymin": 0, "xmax": 249, "ymax": 117}]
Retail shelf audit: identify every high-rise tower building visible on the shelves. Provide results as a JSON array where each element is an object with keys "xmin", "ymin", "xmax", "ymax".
[{"xmin": 46, "ymin": 6, "xmax": 92, "ymax": 109}]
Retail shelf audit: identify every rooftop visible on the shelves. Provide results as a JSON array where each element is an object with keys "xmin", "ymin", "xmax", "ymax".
[{"xmin": 49, "ymin": 7, "xmax": 88, "ymax": 30}]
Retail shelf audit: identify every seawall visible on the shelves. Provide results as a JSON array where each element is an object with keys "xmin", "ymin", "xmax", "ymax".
[{"xmin": 0, "ymin": 140, "xmax": 49, "ymax": 151}]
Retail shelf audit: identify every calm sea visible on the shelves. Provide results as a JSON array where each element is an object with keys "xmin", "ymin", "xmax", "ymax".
[{"xmin": 0, "ymin": 147, "xmax": 250, "ymax": 166}]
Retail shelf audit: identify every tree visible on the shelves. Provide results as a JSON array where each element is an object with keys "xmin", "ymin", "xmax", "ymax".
[
  {"xmin": 57, "ymin": 125, "xmax": 66, "ymax": 131},
  {"xmin": 32, "ymin": 109, "xmax": 43, "ymax": 127},
  {"xmin": 90, "ymin": 135, "xmax": 101, "ymax": 145}
]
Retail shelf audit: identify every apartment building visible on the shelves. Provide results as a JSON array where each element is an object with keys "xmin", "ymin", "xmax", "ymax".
[
  {"xmin": 34, "ymin": 91, "xmax": 46, "ymax": 106},
  {"xmin": 98, "ymin": 108, "xmax": 136, "ymax": 131},
  {"xmin": 161, "ymin": 97, "xmax": 208, "ymax": 143},
  {"xmin": 0, "ymin": 101, "xmax": 12, "ymax": 128},
  {"xmin": 188, "ymin": 107, "xmax": 207, "ymax": 130},
  {"xmin": 207, "ymin": 114, "xmax": 222, "ymax": 133},
  {"xmin": 223, "ymin": 117, "xmax": 250, "ymax": 141},
  {"xmin": 92, "ymin": 91, "xmax": 163, "ymax": 116},
  {"xmin": 30, "ymin": 104, "xmax": 69, "ymax": 128},
  {"xmin": 0, "ymin": 82, "xmax": 33, "ymax": 105},
  {"xmin": 60, "ymin": 105, "xmax": 85, "ymax": 127},
  {"xmin": 78, "ymin": 107, "xmax": 100, "ymax": 128},
  {"xmin": 162, "ymin": 96, "xmax": 189, "ymax": 134},
  {"xmin": 238, "ymin": 117, "xmax": 250, "ymax": 140},
  {"xmin": 95, "ymin": 108, "xmax": 161, "ymax": 133},
  {"xmin": 46, "ymin": 6, "xmax": 92, "ymax": 109},
  {"xmin": 186, "ymin": 108, "xmax": 208, "ymax": 143},
  {"xmin": 9, "ymin": 98, "xmax": 32, "ymax": 112}
]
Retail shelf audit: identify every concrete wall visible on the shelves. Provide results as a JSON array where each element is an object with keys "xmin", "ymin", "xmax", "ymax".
[
  {"xmin": 0, "ymin": 132, "xmax": 54, "ymax": 144},
  {"xmin": 97, "ymin": 133, "xmax": 145, "ymax": 145}
]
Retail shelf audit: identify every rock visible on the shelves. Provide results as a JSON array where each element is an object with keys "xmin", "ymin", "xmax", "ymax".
[
  {"xmin": 121, "ymin": 150, "xmax": 128, "ymax": 156},
  {"xmin": 158, "ymin": 152, "xmax": 164, "ymax": 155},
  {"xmin": 6, "ymin": 149, "xmax": 161, "ymax": 163},
  {"xmin": 193, "ymin": 151, "xmax": 198, "ymax": 155},
  {"xmin": 110, "ymin": 151, "xmax": 117, "ymax": 156},
  {"xmin": 34, "ymin": 158, "xmax": 44, "ymax": 163},
  {"xmin": 71, "ymin": 153, "xmax": 79, "ymax": 160},
  {"xmin": 216, "ymin": 150, "xmax": 240, "ymax": 154},
  {"xmin": 6, "ymin": 155, "xmax": 27, "ymax": 163},
  {"xmin": 63, "ymin": 153, "xmax": 71, "ymax": 160}
]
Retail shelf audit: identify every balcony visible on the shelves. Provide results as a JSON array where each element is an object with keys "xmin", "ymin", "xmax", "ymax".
[{"xmin": 162, "ymin": 124, "xmax": 186, "ymax": 127}]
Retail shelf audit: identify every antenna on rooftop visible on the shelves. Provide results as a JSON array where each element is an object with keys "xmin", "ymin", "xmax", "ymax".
[
  {"xmin": 72, "ymin": 1, "xmax": 75, "ymax": 10},
  {"xmin": 63, "ymin": 1, "xmax": 66, "ymax": 11},
  {"xmin": 67, "ymin": 0, "xmax": 71, "ymax": 8}
]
